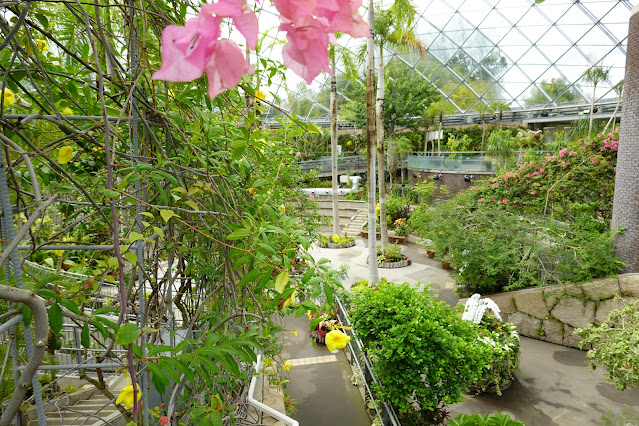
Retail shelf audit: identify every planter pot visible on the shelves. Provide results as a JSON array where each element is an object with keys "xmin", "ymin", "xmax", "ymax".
[
  {"xmin": 378, "ymin": 256, "xmax": 411, "ymax": 269},
  {"xmin": 426, "ymin": 250, "xmax": 435, "ymax": 258},
  {"xmin": 360, "ymin": 231, "xmax": 381, "ymax": 239},
  {"xmin": 319, "ymin": 241, "xmax": 356, "ymax": 249},
  {"xmin": 468, "ymin": 378, "xmax": 513, "ymax": 395},
  {"xmin": 441, "ymin": 260, "xmax": 450, "ymax": 269}
]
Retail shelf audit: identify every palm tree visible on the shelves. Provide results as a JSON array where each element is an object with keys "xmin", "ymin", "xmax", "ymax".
[
  {"xmin": 603, "ymin": 79, "xmax": 623, "ymax": 135},
  {"xmin": 374, "ymin": 0, "xmax": 426, "ymax": 251},
  {"xmin": 426, "ymin": 100, "xmax": 455, "ymax": 155},
  {"xmin": 328, "ymin": 42, "xmax": 358, "ymax": 237},
  {"xmin": 475, "ymin": 103, "xmax": 492, "ymax": 151},
  {"xmin": 490, "ymin": 101, "xmax": 511, "ymax": 130},
  {"xmin": 365, "ymin": 0, "xmax": 379, "ymax": 284},
  {"xmin": 582, "ymin": 65, "xmax": 611, "ymax": 135}
]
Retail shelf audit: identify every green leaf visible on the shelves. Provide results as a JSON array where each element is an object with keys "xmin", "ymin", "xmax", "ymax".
[
  {"xmin": 124, "ymin": 252, "xmax": 137, "ymax": 265},
  {"xmin": 226, "ymin": 228, "xmax": 251, "ymax": 240},
  {"xmin": 103, "ymin": 189, "xmax": 119, "ymax": 199},
  {"xmin": 36, "ymin": 288, "xmax": 61, "ymax": 303},
  {"xmin": 152, "ymin": 226, "xmax": 165, "ymax": 239},
  {"xmin": 48, "ymin": 303, "xmax": 63, "ymax": 334},
  {"xmin": 22, "ymin": 306, "xmax": 32, "ymax": 326},
  {"xmin": 160, "ymin": 356, "xmax": 194, "ymax": 384},
  {"xmin": 275, "ymin": 270, "xmax": 289, "ymax": 294},
  {"xmin": 35, "ymin": 275, "xmax": 62, "ymax": 289},
  {"xmin": 147, "ymin": 362, "xmax": 170, "ymax": 394},
  {"xmin": 160, "ymin": 209, "xmax": 177, "ymax": 223},
  {"xmin": 81, "ymin": 322, "xmax": 90, "ymax": 348},
  {"xmin": 115, "ymin": 322, "xmax": 140, "ymax": 346},
  {"xmin": 129, "ymin": 232, "xmax": 151, "ymax": 243},
  {"xmin": 90, "ymin": 318, "xmax": 109, "ymax": 339},
  {"xmin": 59, "ymin": 299, "xmax": 81, "ymax": 315}
]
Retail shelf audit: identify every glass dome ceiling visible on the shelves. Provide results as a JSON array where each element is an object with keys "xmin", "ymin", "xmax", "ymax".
[{"xmin": 249, "ymin": 0, "xmax": 634, "ymax": 121}]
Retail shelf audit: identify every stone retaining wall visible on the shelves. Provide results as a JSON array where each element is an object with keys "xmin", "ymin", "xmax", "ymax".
[{"xmin": 458, "ymin": 274, "xmax": 639, "ymax": 349}]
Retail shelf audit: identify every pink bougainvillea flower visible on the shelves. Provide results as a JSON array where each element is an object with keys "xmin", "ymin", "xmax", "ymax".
[
  {"xmin": 272, "ymin": 0, "xmax": 318, "ymax": 20},
  {"xmin": 318, "ymin": 0, "xmax": 369, "ymax": 37},
  {"xmin": 280, "ymin": 16, "xmax": 332, "ymax": 84},
  {"xmin": 205, "ymin": 40, "xmax": 255, "ymax": 99},
  {"xmin": 152, "ymin": 14, "xmax": 221, "ymax": 82},
  {"xmin": 201, "ymin": 0, "xmax": 259, "ymax": 49}
]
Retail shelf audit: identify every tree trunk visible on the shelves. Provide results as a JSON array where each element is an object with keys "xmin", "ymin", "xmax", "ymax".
[
  {"xmin": 330, "ymin": 60, "xmax": 339, "ymax": 237},
  {"xmin": 366, "ymin": 0, "xmax": 379, "ymax": 284},
  {"xmin": 589, "ymin": 83, "xmax": 596, "ymax": 135},
  {"xmin": 481, "ymin": 117, "xmax": 486, "ymax": 151},
  {"xmin": 437, "ymin": 118, "xmax": 443, "ymax": 155},
  {"xmin": 377, "ymin": 44, "xmax": 388, "ymax": 252}
]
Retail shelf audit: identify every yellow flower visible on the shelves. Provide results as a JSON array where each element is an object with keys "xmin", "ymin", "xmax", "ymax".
[
  {"xmin": 2, "ymin": 89, "xmax": 15, "ymax": 106},
  {"xmin": 282, "ymin": 361, "xmax": 291, "ymax": 371},
  {"xmin": 332, "ymin": 234, "xmax": 340, "ymax": 243},
  {"xmin": 279, "ymin": 204, "xmax": 286, "ymax": 213},
  {"xmin": 247, "ymin": 187, "xmax": 258, "ymax": 195},
  {"xmin": 325, "ymin": 329, "xmax": 350, "ymax": 353},
  {"xmin": 36, "ymin": 39, "xmax": 48, "ymax": 53},
  {"xmin": 291, "ymin": 329, "xmax": 298, "ymax": 337},
  {"xmin": 260, "ymin": 148, "xmax": 265, "ymax": 154},
  {"xmin": 346, "ymin": 140, "xmax": 352, "ymax": 146},
  {"xmin": 62, "ymin": 107, "xmax": 73, "ymax": 115},
  {"xmin": 116, "ymin": 384, "xmax": 142, "ymax": 409},
  {"xmin": 255, "ymin": 90, "xmax": 266, "ymax": 101},
  {"xmin": 58, "ymin": 146, "xmax": 73, "ymax": 164}
]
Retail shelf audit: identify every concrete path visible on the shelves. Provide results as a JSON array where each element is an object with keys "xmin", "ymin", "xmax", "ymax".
[
  {"xmin": 278, "ymin": 314, "xmax": 371, "ymax": 426},
  {"xmin": 302, "ymin": 237, "xmax": 639, "ymax": 425}
]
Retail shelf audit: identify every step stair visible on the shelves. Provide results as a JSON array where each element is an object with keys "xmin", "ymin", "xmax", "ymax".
[
  {"xmin": 343, "ymin": 210, "xmax": 367, "ymax": 237},
  {"xmin": 28, "ymin": 376, "xmax": 127, "ymax": 426}
]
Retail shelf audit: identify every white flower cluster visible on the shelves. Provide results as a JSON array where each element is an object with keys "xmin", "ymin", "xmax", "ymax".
[{"xmin": 462, "ymin": 293, "xmax": 502, "ymax": 323}]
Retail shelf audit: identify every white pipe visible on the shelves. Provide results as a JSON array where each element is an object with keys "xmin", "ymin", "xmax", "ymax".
[
  {"xmin": 247, "ymin": 355, "xmax": 299, "ymax": 426},
  {"xmin": 303, "ymin": 176, "xmax": 362, "ymax": 196}
]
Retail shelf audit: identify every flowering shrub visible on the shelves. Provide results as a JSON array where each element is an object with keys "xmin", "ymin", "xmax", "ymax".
[
  {"xmin": 411, "ymin": 130, "xmax": 624, "ymax": 294},
  {"xmin": 472, "ymin": 314, "xmax": 520, "ymax": 395}
]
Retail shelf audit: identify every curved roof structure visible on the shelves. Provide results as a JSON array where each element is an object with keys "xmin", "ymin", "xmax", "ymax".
[{"xmin": 252, "ymin": 0, "xmax": 633, "ymax": 121}]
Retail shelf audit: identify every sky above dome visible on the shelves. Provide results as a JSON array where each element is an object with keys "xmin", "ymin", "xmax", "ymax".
[{"xmin": 232, "ymin": 0, "xmax": 634, "ymax": 120}]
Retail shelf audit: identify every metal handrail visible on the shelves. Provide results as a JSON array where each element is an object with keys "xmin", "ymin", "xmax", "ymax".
[{"xmin": 335, "ymin": 295, "xmax": 400, "ymax": 426}]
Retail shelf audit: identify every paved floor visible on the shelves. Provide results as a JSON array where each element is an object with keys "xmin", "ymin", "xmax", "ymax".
[
  {"xmin": 278, "ymin": 314, "xmax": 371, "ymax": 426},
  {"xmin": 287, "ymin": 237, "xmax": 639, "ymax": 425}
]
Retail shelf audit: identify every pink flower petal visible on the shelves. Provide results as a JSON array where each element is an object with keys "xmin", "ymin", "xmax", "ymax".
[
  {"xmin": 205, "ymin": 40, "xmax": 255, "ymax": 99},
  {"xmin": 233, "ymin": 12, "xmax": 259, "ymax": 50},
  {"xmin": 152, "ymin": 25, "xmax": 210, "ymax": 82}
]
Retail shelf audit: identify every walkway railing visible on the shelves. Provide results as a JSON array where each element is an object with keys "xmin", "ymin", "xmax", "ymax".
[
  {"xmin": 298, "ymin": 155, "xmax": 367, "ymax": 176},
  {"xmin": 335, "ymin": 294, "xmax": 400, "ymax": 426},
  {"xmin": 406, "ymin": 151, "xmax": 496, "ymax": 172}
]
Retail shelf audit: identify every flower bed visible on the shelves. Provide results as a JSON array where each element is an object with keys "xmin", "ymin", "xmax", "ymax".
[
  {"xmin": 378, "ymin": 255, "xmax": 411, "ymax": 269},
  {"xmin": 318, "ymin": 233, "xmax": 355, "ymax": 249}
]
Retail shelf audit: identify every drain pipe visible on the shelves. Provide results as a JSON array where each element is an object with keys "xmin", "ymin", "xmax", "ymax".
[{"xmin": 247, "ymin": 355, "xmax": 299, "ymax": 426}]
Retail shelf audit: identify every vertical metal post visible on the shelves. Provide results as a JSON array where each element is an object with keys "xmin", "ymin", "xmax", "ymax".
[
  {"xmin": 0, "ymin": 151, "xmax": 47, "ymax": 425},
  {"xmin": 128, "ymin": 2, "xmax": 149, "ymax": 424}
]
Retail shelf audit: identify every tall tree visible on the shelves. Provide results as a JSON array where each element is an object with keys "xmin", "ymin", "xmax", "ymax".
[
  {"xmin": 490, "ymin": 100, "xmax": 511, "ymax": 130},
  {"xmin": 582, "ymin": 65, "xmax": 611, "ymax": 135},
  {"xmin": 603, "ymin": 80, "xmax": 624, "ymax": 134},
  {"xmin": 426, "ymin": 100, "xmax": 455, "ymax": 155},
  {"xmin": 328, "ymin": 42, "xmax": 358, "ymax": 237},
  {"xmin": 374, "ymin": 0, "xmax": 427, "ymax": 250},
  {"xmin": 475, "ymin": 103, "xmax": 492, "ymax": 152},
  {"xmin": 365, "ymin": 0, "xmax": 379, "ymax": 284}
]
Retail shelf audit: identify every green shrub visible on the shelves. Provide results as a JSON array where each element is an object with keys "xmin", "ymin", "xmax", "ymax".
[
  {"xmin": 446, "ymin": 412, "xmax": 525, "ymax": 426},
  {"xmin": 351, "ymin": 283, "xmax": 488, "ymax": 419},
  {"xmin": 376, "ymin": 244, "xmax": 403, "ymax": 262}
]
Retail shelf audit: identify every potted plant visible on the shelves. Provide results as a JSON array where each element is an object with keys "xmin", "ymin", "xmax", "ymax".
[
  {"xmin": 309, "ymin": 312, "xmax": 351, "ymax": 351},
  {"xmin": 440, "ymin": 254, "xmax": 451, "ymax": 269},
  {"xmin": 462, "ymin": 294, "xmax": 520, "ymax": 395}
]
